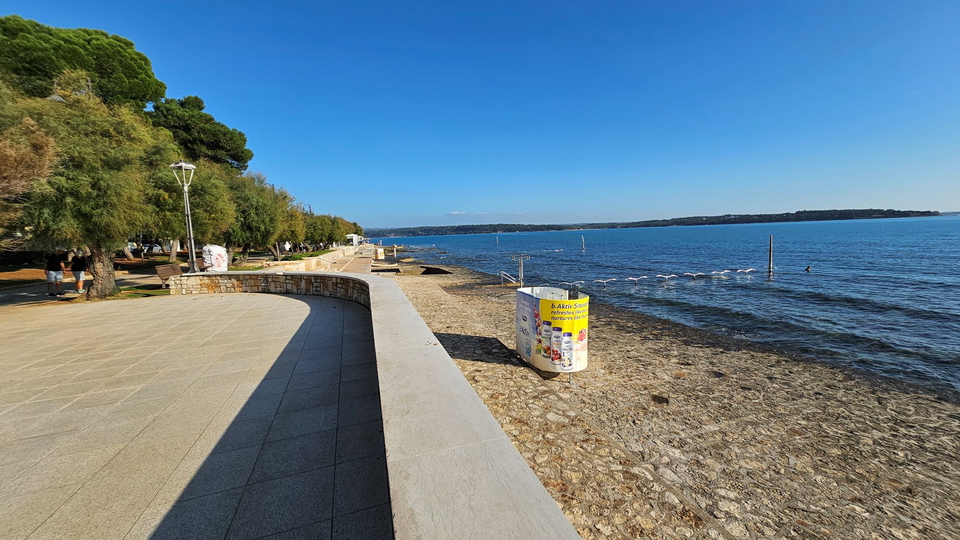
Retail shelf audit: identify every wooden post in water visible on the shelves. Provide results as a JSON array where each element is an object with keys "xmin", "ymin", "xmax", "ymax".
[{"xmin": 768, "ymin": 235, "xmax": 774, "ymax": 277}]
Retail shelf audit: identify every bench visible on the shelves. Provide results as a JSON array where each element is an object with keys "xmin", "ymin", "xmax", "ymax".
[{"xmin": 156, "ymin": 264, "xmax": 183, "ymax": 287}]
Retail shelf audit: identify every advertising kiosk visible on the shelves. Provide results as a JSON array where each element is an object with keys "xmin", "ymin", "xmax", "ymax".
[{"xmin": 516, "ymin": 287, "xmax": 588, "ymax": 374}]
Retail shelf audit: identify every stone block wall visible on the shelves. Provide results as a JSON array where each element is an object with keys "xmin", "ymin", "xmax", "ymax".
[{"xmin": 169, "ymin": 272, "xmax": 371, "ymax": 309}]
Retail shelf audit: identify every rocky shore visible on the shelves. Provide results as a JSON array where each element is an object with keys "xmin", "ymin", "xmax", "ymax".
[{"xmin": 387, "ymin": 264, "xmax": 959, "ymax": 540}]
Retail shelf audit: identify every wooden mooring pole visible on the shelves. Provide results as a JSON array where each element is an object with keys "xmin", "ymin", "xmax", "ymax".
[{"xmin": 768, "ymin": 235, "xmax": 774, "ymax": 277}]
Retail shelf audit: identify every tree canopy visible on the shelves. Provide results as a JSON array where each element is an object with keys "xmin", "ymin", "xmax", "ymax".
[
  {"xmin": 0, "ymin": 15, "xmax": 165, "ymax": 107},
  {"xmin": 149, "ymin": 96, "xmax": 253, "ymax": 171},
  {"xmin": 11, "ymin": 86, "xmax": 169, "ymax": 297}
]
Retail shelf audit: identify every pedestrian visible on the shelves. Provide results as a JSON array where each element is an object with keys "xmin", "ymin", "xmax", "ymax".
[
  {"xmin": 70, "ymin": 251, "xmax": 87, "ymax": 294},
  {"xmin": 45, "ymin": 249, "xmax": 67, "ymax": 297}
]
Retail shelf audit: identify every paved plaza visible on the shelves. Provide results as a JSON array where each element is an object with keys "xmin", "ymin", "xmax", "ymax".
[{"xmin": 0, "ymin": 293, "xmax": 391, "ymax": 539}]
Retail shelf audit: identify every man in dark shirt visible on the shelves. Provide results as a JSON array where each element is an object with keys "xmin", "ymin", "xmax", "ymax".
[
  {"xmin": 70, "ymin": 252, "xmax": 87, "ymax": 294},
  {"xmin": 45, "ymin": 249, "xmax": 66, "ymax": 297}
]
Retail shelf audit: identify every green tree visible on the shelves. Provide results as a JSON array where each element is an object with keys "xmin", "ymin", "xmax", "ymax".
[
  {"xmin": 15, "ymin": 84, "xmax": 164, "ymax": 298},
  {"xmin": 148, "ymin": 96, "xmax": 253, "ymax": 171},
  {"xmin": 145, "ymin": 152, "xmax": 237, "ymax": 258},
  {"xmin": 0, "ymin": 86, "xmax": 56, "ymax": 247},
  {"xmin": 0, "ymin": 15, "xmax": 165, "ymax": 107},
  {"xmin": 223, "ymin": 172, "xmax": 282, "ymax": 262},
  {"xmin": 269, "ymin": 193, "xmax": 305, "ymax": 260},
  {"xmin": 303, "ymin": 212, "xmax": 330, "ymax": 250}
]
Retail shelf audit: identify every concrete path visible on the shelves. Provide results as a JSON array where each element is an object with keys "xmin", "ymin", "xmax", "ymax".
[
  {"xmin": 326, "ymin": 251, "xmax": 372, "ymax": 274},
  {"xmin": 0, "ymin": 293, "xmax": 390, "ymax": 539}
]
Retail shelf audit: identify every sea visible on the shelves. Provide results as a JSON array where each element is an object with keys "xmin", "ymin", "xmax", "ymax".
[{"xmin": 373, "ymin": 215, "xmax": 960, "ymax": 395}]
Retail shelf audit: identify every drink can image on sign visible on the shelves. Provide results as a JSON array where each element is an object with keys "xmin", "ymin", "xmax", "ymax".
[{"xmin": 515, "ymin": 286, "xmax": 588, "ymax": 372}]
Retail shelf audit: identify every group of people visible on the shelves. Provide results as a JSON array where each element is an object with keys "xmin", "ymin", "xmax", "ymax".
[{"xmin": 44, "ymin": 248, "xmax": 86, "ymax": 297}]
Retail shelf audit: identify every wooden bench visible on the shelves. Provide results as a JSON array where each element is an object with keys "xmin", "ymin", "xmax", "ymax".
[{"xmin": 156, "ymin": 264, "xmax": 183, "ymax": 287}]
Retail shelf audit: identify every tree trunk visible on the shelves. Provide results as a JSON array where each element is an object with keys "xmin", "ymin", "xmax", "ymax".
[
  {"xmin": 159, "ymin": 239, "xmax": 170, "ymax": 255},
  {"xmin": 239, "ymin": 243, "xmax": 250, "ymax": 264},
  {"xmin": 169, "ymin": 238, "xmax": 179, "ymax": 262},
  {"xmin": 270, "ymin": 242, "xmax": 282, "ymax": 261},
  {"xmin": 87, "ymin": 246, "xmax": 117, "ymax": 300},
  {"xmin": 122, "ymin": 245, "xmax": 136, "ymax": 261}
]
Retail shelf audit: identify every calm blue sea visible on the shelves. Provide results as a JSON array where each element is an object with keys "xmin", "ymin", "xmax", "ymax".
[{"xmin": 374, "ymin": 216, "xmax": 960, "ymax": 394}]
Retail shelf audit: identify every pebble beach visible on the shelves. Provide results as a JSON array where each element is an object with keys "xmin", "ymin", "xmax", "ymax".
[{"xmin": 387, "ymin": 264, "xmax": 959, "ymax": 540}]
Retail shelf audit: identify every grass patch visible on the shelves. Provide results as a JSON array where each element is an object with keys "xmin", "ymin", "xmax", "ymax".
[
  {"xmin": 112, "ymin": 286, "xmax": 171, "ymax": 299},
  {"xmin": 229, "ymin": 265, "xmax": 265, "ymax": 271}
]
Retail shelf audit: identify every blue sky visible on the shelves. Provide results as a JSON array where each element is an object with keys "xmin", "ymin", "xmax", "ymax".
[{"xmin": 4, "ymin": 1, "xmax": 959, "ymax": 228}]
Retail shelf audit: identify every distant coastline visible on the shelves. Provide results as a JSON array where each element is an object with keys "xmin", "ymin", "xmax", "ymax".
[{"xmin": 368, "ymin": 208, "xmax": 940, "ymax": 238}]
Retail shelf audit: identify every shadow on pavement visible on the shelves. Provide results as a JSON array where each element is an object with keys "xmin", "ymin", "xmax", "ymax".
[{"xmin": 148, "ymin": 298, "xmax": 394, "ymax": 540}]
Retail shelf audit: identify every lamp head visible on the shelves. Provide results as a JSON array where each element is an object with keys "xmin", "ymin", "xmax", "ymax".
[{"xmin": 170, "ymin": 160, "xmax": 197, "ymax": 186}]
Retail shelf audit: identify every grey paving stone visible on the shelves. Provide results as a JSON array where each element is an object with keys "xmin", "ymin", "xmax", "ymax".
[
  {"xmin": 249, "ymin": 430, "xmax": 336, "ymax": 484},
  {"xmin": 211, "ymin": 416, "xmax": 273, "ymax": 454},
  {"xmin": 5, "ymin": 396, "xmax": 76, "ymax": 420},
  {"xmin": 336, "ymin": 420, "xmax": 386, "ymax": 464},
  {"xmin": 332, "ymin": 503, "xmax": 394, "ymax": 540},
  {"xmin": 338, "ymin": 377, "xmax": 379, "ymax": 402},
  {"xmin": 293, "ymin": 356, "xmax": 340, "ymax": 375},
  {"xmin": 122, "ymin": 378, "xmax": 194, "ymax": 403},
  {"xmin": 177, "ymin": 445, "xmax": 260, "ymax": 501},
  {"xmin": 333, "ymin": 453, "xmax": 390, "ymax": 516},
  {"xmin": 267, "ymin": 404, "xmax": 339, "ymax": 442},
  {"xmin": 287, "ymin": 368, "xmax": 340, "ymax": 392},
  {"xmin": 228, "ymin": 466, "xmax": 335, "ymax": 540},
  {"xmin": 337, "ymin": 395, "xmax": 382, "ymax": 428},
  {"xmin": 0, "ymin": 430, "xmax": 77, "ymax": 467},
  {"xmin": 233, "ymin": 391, "xmax": 284, "ymax": 422},
  {"xmin": 264, "ymin": 361, "xmax": 297, "ymax": 380},
  {"xmin": 340, "ymin": 348, "xmax": 375, "ymax": 367},
  {"xmin": 263, "ymin": 521, "xmax": 331, "ymax": 539},
  {"xmin": 128, "ymin": 487, "xmax": 243, "ymax": 540},
  {"xmin": 0, "ymin": 482, "xmax": 81, "ymax": 540},
  {"xmin": 249, "ymin": 376, "xmax": 290, "ymax": 397},
  {"xmin": 339, "ymin": 363, "xmax": 376, "ymax": 383},
  {"xmin": 277, "ymin": 384, "xmax": 339, "ymax": 415},
  {"xmin": 59, "ymin": 387, "xmax": 136, "ymax": 412}
]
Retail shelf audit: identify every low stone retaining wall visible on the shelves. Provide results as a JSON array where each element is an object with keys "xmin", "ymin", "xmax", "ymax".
[
  {"xmin": 169, "ymin": 272, "xmax": 370, "ymax": 307},
  {"xmin": 260, "ymin": 245, "xmax": 358, "ymax": 272},
  {"xmin": 166, "ymin": 271, "xmax": 581, "ymax": 540}
]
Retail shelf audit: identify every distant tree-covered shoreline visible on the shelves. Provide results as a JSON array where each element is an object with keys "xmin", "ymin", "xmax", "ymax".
[{"xmin": 367, "ymin": 209, "xmax": 940, "ymax": 238}]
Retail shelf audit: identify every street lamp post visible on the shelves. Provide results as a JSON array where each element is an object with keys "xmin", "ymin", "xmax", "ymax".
[{"xmin": 170, "ymin": 160, "xmax": 199, "ymax": 273}]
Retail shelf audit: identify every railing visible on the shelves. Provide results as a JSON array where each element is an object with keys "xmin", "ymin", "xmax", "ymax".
[{"xmin": 499, "ymin": 271, "xmax": 518, "ymax": 284}]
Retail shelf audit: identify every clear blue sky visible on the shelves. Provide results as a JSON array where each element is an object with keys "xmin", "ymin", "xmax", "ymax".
[{"xmin": 4, "ymin": 1, "xmax": 959, "ymax": 228}]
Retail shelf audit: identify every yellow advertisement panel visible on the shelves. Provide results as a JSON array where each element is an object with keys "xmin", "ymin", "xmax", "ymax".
[{"xmin": 516, "ymin": 287, "xmax": 588, "ymax": 372}]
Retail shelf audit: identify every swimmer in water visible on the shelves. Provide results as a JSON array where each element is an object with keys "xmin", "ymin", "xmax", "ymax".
[{"xmin": 805, "ymin": 265, "xmax": 812, "ymax": 272}]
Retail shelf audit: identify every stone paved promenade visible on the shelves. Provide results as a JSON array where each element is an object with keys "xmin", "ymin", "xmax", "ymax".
[{"xmin": 0, "ymin": 293, "xmax": 391, "ymax": 539}]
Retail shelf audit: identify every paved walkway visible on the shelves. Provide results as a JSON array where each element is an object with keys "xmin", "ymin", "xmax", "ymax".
[
  {"xmin": 0, "ymin": 294, "xmax": 391, "ymax": 539},
  {"xmin": 327, "ymin": 250, "xmax": 372, "ymax": 274}
]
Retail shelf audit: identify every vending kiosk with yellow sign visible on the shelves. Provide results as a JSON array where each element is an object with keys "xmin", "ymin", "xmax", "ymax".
[{"xmin": 516, "ymin": 287, "xmax": 588, "ymax": 373}]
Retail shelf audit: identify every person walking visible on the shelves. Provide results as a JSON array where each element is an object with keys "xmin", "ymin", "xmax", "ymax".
[
  {"xmin": 45, "ymin": 249, "xmax": 67, "ymax": 297},
  {"xmin": 70, "ymin": 251, "xmax": 87, "ymax": 294}
]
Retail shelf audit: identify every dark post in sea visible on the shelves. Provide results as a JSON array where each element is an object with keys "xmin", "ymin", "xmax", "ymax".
[{"xmin": 768, "ymin": 235, "xmax": 774, "ymax": 278}]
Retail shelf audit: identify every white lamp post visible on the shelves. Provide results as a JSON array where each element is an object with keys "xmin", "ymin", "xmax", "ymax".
[{"xmin": 170, "ymin": 160, "xmax": 199, "ymax": 273}]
